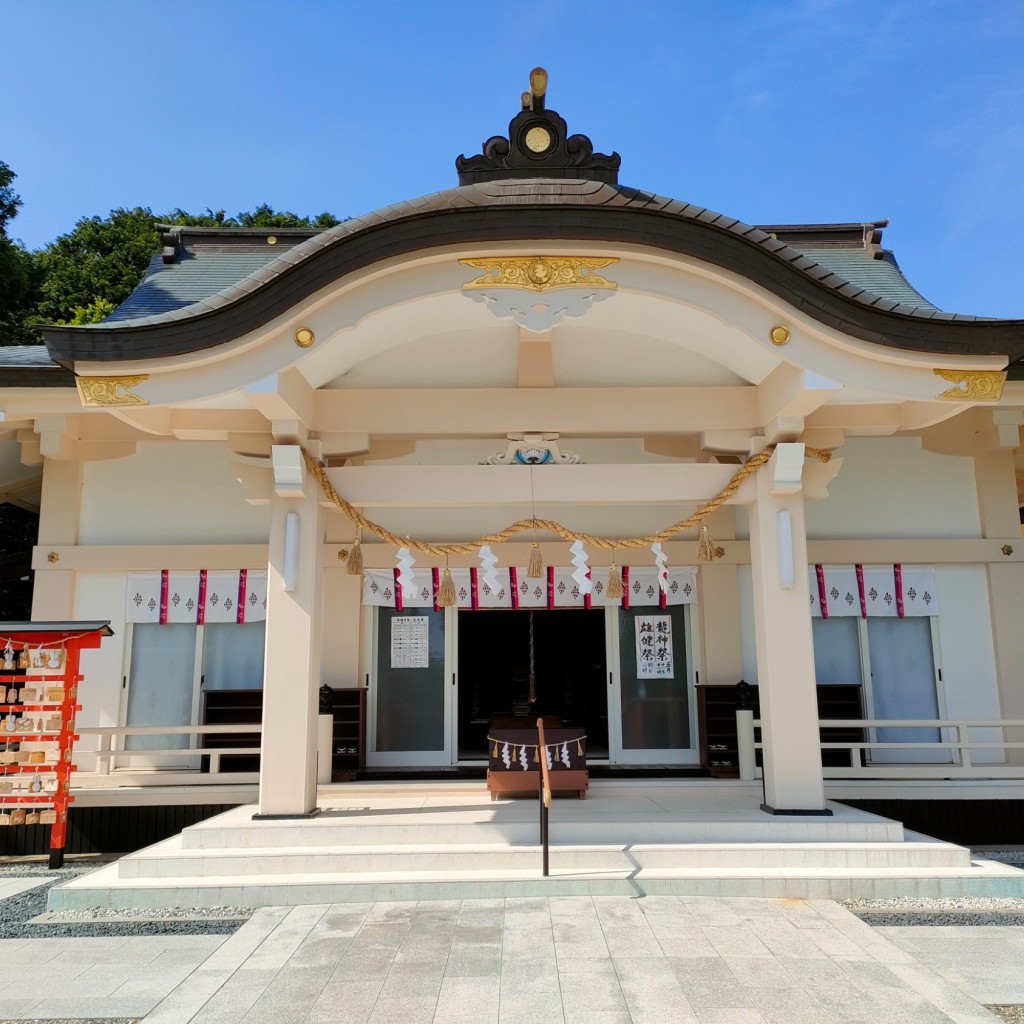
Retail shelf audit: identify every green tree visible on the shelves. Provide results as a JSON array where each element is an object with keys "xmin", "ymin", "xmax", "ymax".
[
  {"xmin": 164, "ymin": 207, "xmax": 236, "ymax": 227},
  {"xmin": 33, "ymin": 207, "xmax": 160, "ymax": 325},
  {"xmin": 57, "ymin": 297, "xmax": 117, "ymax": 325},
  {"xmin": 234, "ymin": 203, "xmax": 340, "ymax": 230},
  {"xmin": 31, "ymin": 203, "xmax": 345, "ymax": 328},
  {"xmin": 0, "ymin": 160, "xmax": 22, "ymax": 230},
  {"xmin": 0, "ymin": 161, "xmax": 43, "ymax": 346}
]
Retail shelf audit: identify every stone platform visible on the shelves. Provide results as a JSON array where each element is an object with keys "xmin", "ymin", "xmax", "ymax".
[{"xmin": 48, "ymin": 780, "xmax": 1024, "ymax": 910}]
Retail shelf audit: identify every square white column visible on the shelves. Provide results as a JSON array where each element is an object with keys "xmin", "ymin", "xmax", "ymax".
[
  {"xmin": 747, "ymin": 445, "xmax": 828, "ymax": 814},
  {"xmin": 256, "ymin": 448, "xmax": 325, "ymax": 817}
]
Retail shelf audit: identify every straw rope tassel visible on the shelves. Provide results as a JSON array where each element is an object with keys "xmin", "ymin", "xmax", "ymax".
[
  {"xmin": 438, "ymin": 567, "xmax": 457, "ymax": 607},
  {"xmin": 346, "ymin": 531, "xmax": 363, "ymax": 576},
  {"xmin": 576, "ymin": 739, "xmax": 583, "ymax": 756},
  {"xmin": 526, "ymin": 543, "xmax": 544, "ymax": 579},
  {"xmin": 606, "ymin": 559, "xmax": 624, "ymax": 600},
  {"xmin": 697, "ymin": 524, "xmax": 717, "ymax": 562}
]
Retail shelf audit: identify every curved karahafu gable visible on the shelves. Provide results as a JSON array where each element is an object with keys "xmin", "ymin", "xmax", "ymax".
[
  {"xmin": 37, "ymin": 68, "xmax": 1024, "ymax": 370},
  {"xmin": 38, "ymin": 179, "xmax": 1024, "ymax": 368}
]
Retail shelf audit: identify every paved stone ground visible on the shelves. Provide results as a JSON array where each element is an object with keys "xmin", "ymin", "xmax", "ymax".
[
  {"xmin": 0, "ymin": 896, "xmax": 1021, "ymax": 1023},
  {"xmin": 878, "ymin": 925, "xmax": 1024, "ymax": 1008}
]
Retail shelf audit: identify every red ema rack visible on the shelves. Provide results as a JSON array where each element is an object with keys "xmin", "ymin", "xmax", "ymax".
[{"xmin": 0, "ymin": 622, "xmax": 112, "ymax": 868}]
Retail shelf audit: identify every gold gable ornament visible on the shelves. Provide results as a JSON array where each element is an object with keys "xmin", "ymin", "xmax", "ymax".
[
  {"xmin": 460, "ymin": 256, "xmax": 618, "ymax": 293},
  {"xmin": 76, "ymin": 375, "xmax": 149, "ymax": 407},
  {"xmin": 933, "ymin": 369, "xmax": 1006, "ymax": 402}
]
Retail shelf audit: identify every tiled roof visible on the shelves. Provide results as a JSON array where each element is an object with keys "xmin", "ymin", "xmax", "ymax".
[
  {"xmin": 786, "ymin": 248, "xmax": 938, "ymax": 312},
  {"xmin": 105, "ymin": 248, "xmax": 290, "ymax": 322},
  {"xmin": 36, "ymin": 179, "xmax": 1024, "ymax": 365},
  {"xmin": 101, "ymin": 192, "xmax": 943, "ymax": 326},
  {"xmin": 0, "ymin": 345, "xmax": 75, "ymax": 386}
]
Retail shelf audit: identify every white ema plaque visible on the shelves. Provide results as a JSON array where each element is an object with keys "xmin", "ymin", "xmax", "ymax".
[
  {"xmin": 391, "ymin": 616, "xmax": 429, "ymax": 669},
  {"xmin": 635, "ymin": 615, "xmax": 673, "ymax": 679}
]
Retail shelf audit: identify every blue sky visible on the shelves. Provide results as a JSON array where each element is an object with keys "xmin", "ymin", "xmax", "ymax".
[{"xmin": 5, "ymin": 0, "xmax": 1023, "ymax": 317}]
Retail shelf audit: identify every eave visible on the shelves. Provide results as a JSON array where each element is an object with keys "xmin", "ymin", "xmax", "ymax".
[{"xmin": 37, "ymin": 182, "xmax": 1024, "ymax": 368}]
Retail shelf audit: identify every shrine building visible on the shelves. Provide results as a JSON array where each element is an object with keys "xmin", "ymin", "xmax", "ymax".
[{"xmin": 2, "ymin": 68, "xmax": 1024, "ymax": 849}]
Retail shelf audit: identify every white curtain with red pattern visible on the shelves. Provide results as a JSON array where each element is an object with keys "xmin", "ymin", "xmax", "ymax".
[
  {"xmin": 125, "ymin": 570, "xmax": 269, "ymax": 624},
  {"xmin": 362, "ymin": 566, "xmax": 699, "ymax": 609},
  {"xmin": 808, "ymin": 565, "xmax": 937, "ymax": 618}
]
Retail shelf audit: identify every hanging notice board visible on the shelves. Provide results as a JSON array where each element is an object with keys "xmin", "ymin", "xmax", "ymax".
[{"xmin": 0, "ymin": 622, "xmax": 112, "ymax": 868}]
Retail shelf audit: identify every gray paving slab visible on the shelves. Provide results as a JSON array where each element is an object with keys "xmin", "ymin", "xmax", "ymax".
[
  {"xmin": 0, "ymin": 877, "xmax": 48, "ymax": 901},
  {"xmin": 878, "ymin": 924, "xmax": 1024, "ymax": 1005}
]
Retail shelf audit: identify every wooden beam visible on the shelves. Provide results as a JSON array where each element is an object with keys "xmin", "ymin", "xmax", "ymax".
[
  {"xmin": 325, "ymin": 463, "xmax": 757, "ymax": 507},
  {"xmin": 313, "ymin": 387, "xmax": 759, "ymax": 436}
]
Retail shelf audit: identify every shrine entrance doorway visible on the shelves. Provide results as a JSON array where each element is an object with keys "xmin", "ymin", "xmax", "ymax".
[
  {"xmin": 454, "ymin": 604, "xmax": 700, "ymax": 766},
  {"xmin": 365, "ymin": 604, "xmax": 700, "ymax": 768},
  {"xmin": 456, "ymin": 609, "xmax": 609, "ymax": 761}
]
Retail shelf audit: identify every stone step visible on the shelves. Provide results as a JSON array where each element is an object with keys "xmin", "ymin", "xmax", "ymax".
[
  {"xmin": 48, "ymin": 857, "xmax": 1024, "ymax": 910},
  {"xmin": 121, "ymin": 835, "xmax": 971, "ymax": 879},
  {"xmin": 181, "ymin": 815, "xmax": 904, "ymax": 850}
]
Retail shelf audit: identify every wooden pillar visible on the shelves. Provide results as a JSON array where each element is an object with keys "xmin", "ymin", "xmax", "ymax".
[
  {"xmin": 747, "ymin": 445, "xmax": 828, "ymax": 814},
  {"xmin": 256, "ymin": 447, "xmax": 324, "ymax": 817}
]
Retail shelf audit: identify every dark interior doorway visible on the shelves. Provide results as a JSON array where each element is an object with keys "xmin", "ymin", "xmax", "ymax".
[
  {"xmin": 457, "ymin": 608, "xmax": 608, "ymax": 760},
  {"xmin": 0, "ymin": 503, "xmax": 37, "ymax": 619}
]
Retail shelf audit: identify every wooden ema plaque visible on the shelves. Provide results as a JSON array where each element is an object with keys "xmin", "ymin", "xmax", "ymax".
[{"xmin": 486, "ymin": 723, "xmax": 588, "ymax": 800}]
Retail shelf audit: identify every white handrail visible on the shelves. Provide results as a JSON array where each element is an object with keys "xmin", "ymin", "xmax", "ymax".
[
  {"xmin": 738, "ymin": 712, "xmax": 1024, "ymax": 780},
  {"xmin": 74, "ymin": 722, "xmax": 262, "ymax": 778},
  {"xmin": 79, "ymin": 724, "xmax": 263, "ymax": 736}
]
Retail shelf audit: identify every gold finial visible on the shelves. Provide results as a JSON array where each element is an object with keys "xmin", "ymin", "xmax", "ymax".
[
  {"xmin": 769, "ymin": 325, "xmax": 790, "ymax": 346},
  {"xmin": 521, "ymin": 91, "xmax": 532, "ymax": 110},
  {"xmin": 529, "ymin": 67, "xmax": 547, "ymax": 111}
]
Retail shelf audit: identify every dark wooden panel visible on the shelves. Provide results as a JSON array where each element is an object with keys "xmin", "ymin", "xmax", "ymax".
[
  {"xmin": 0, "ymin": 803, "xmax": 242, "ymax": 857},
  {"xmin": 844, "ymin": 799, "xmax": 1024, "ymax": 846}
]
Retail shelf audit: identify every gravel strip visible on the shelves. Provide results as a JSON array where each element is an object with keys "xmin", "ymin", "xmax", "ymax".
[
  {"xmin": 986, "ymin": 1008, "xmax": 1024, "ymax": 1024},
  {"xmin": 34, "ymin": 907, "xmax": 251, "ymax": 923},
  {"xmin": 0, "ymin": 867, "xmax": 248, "ymax": 939},
  {"xmin": 841, "ymin": 848, "xmax": 1024, "ymax": 926}
]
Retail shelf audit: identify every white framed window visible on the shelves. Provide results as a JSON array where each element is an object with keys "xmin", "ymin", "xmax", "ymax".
[
  {"xmin": 121, "ymin": 621, "xmax": 265, "ymax": 769},
  {"xmin": 811, "ymin": 615, "xmax": 948, "ymax": 763}
]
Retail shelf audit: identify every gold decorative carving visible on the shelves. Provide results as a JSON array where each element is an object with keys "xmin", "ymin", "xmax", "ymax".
[
  {"xmin": 769, "ymin": 325, "xmax": 790, "ymax": 346},
  {"xmin": 933, "ymin": 368, "xmax": 1006, "ymax": 402},
  {"xmin": 294, "ymin": 327, "xmax": 315, "ymax": 348},
  {"xmin": 76, "ymin": 375, "xmax": 149, "ymax": 407},
  {"xmin": 460, "ymin": 257, "xmax": 619, "ymax": 293}
]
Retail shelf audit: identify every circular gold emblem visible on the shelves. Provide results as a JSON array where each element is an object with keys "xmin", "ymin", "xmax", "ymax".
[
  {"xmin": 525, "ymin": 125, "xmax": 552, "ymax": 153},
  {"xmin": 769, "ymin": 325, "xmax": 790, "ymax": 346},
  {"xmin": 294, "ymin": 327, "xmax": 315, "ymax": 348},
  {"xmin": 526, "ymin": 259, "xmax": 553, "ymax": 286}
]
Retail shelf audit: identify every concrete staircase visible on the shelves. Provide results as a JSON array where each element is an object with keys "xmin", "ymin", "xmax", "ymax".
[{"xmin": 48, "ymin": 781, "xmax": 1024, "ymax": 909}]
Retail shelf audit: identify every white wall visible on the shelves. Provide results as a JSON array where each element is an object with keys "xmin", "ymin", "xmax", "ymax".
[
  {"xmin": 80, "ymin": 442, "xmax": 270, "ymax": 545},
  {"xmin": 73, "ymin": 572, "xmax": 129, "ymax": 751},
  {"xmin": 933, "ymin": 565, "xmax": 1002, "ymax": 762},
  {"xmin": 805, "ymin": 438, "xmax": 980, "ymax": 540}
]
